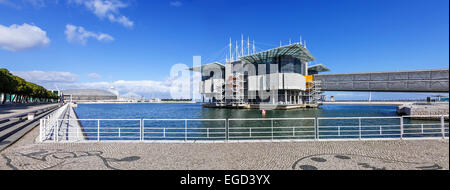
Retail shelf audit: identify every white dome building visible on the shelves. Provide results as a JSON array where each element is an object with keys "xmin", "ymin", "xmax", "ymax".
[{"xmin": 62, "ymin": 89, "xmax": 118, "ymax": 102}]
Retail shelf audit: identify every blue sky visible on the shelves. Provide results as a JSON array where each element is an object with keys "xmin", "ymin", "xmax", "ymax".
[{"xmin": 0, "ymin": 0, "xmax": 448, "ymax": 99}]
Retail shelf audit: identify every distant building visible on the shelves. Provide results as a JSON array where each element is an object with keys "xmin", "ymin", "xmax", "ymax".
[
  {"xmin": 62, "ymin": 89, "xmax": 118, "ymax": 102},
  {"xmin": 50, "ymin": 90, "xmax": 63, "ymax": 102},
  {"xmin": 151, "ymin": 98, "xmax": 162, "ymax": 103}
]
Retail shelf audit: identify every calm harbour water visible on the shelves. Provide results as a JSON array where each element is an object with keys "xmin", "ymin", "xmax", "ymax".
[
  {"xmin": 73, "ymin": 103, "xmax": 445, "ymax": 140},
  {"xmin": 74, "ymin": 103, "xmax": 398, "ymax": 119}
]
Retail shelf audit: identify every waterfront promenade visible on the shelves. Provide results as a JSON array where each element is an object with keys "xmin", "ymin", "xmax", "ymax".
[
  {"xmin": 0, "ymin": 103, "xmax": 59, "ymax": 119},
  {"xmin": 0, "ymin": 125, "xmax": 447, "ymax": 170}
]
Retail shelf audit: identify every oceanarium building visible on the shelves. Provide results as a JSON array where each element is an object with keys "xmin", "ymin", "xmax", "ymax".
[{"xmin": 190, "ymin": 40, "xmax": 330, "ymax": 109}]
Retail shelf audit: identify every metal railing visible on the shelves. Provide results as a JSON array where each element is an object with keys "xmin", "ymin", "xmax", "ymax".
[
  {"xmin": 39, "ymin": 115, "xmax": 449, "ymax": 142},
  {"xmin": 317, "ymin": 117, "xmax": 403, "ymax": 139},
  {"xmin": 39, "ymin": 104, "xmax": 70, "ymax": 141},
  {"xmin": 228, "ymin": 118, "xmax": 316, "ymax": 140},
  {"xmin": 142, "ymin": 119, "xmax": 227, "ymax": 141},
  {"xmin": 41, "ymin": 119, "xmax": 142, "ymax": 142}
]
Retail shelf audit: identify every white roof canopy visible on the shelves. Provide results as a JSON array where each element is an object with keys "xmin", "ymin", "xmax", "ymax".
[
  {"xmin": 240, "ymin": 43, "xmax": 315, "ymax": 63},
  {"xmin": 308, "ymin": 64, "xmax": 330, "ymax": 73},
  {"xmin": 188, "ymin": 62, "xmax": 225, "ymax": 72}
]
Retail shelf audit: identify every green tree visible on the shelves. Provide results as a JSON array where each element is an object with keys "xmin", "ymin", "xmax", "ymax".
[
  {"xmin": 0, "ymin": 69, "xmax": 18, "ymax": 104},
  {"xmin": 1, "ymin": 68, "xmax": 60, "ymax": 104}
]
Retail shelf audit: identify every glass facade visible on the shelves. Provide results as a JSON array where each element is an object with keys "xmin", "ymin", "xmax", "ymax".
[
  {"xmin": 247, "ymin": 55, "xmax": 303, "ymax": 76},
  {"xmin": 201, "ymin": 68, "xmax": 225, "ymax": 81},
  {"xmin": 279, "ymin": 56, "xmax": 302, "ymax": 74}
]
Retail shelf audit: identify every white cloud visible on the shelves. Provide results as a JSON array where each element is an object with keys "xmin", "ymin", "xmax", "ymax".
[
  {"xmin": 70, "ymin": 0, "xmax": 134, "ymax": 28},
  {"xmin": 12, "ymin": 71, "xmax": 79, "ymax": 88},
  {"xmin": 11, "ymin": 70, "xmax": 191, "ymax": 98},
  {"xmin": 88, "ymin": 73, "xmax": 101, "ymax": 79},
  {"xmin": 62, "ymin": 79, "xmax": 181, "ymax": 98},
  {"xmin": 24, "ymin": 0, "xmax": 46, "ymax": 8},
  {"xmin": 65, "ymin": 24, "xmax": 114, "ymax": 45},
  {"xmin": 170, "ymin": 1, "xmax": 182, "ymax": 7},
  {"xmin": 0, "ymin": 23, "xmax": 50, "ymax": 52}
]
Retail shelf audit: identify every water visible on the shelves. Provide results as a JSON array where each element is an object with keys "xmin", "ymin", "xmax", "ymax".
[
  {"xmin": 74, "ymin": 103, "xmax": 399, "ymax": 119},
  {"xmin": 72, "ymin": 103, "xmax": 447, "ymax": 140}
]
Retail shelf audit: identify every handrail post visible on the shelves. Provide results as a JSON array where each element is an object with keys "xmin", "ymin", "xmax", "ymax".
[
  {"xmin": 358, "ymin": 117, "xmax": 362, "ymax": 140},
  {"xmin": 226, "ymin": 119, "xmax": 229, "ymax": 142},
  {"xmin": 315, "ymin": 118, "xmax": 319, "ymax": 140},
  {"xmin": 140, "ymin": 119, "xmax": 143, "ymax": 141},
  {"xmin": 271, "ymin": 119, "xmax": 274, "ymax": 141},
  {"xmin": 400, "ymin": 117, "xmax": 404, "ymax": 139},
  {"xmin": 185, "ymin": 119, "xmax": 187, "ymax": 141},
  {"xmin": 421, "ymin": 124, "xmax": 424, "ymax": 134},
  {"xmin": 97, "ymin": 119, "xmax": 100, "ymax": 142},
  {"xmin": 338, "ymin": 126, "xmax": 340, "ymax": 136},
  {"xmin": 441, "ymin": 115, "xmax": 445, "ymax": 139}
]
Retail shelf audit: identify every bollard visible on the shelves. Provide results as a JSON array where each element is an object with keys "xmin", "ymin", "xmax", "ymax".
[{"xmin": 28, "ymin": 113, "xmax": 35, "ymax": 120}]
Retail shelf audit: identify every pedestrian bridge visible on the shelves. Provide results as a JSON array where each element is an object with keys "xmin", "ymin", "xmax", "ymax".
[{"xmin": 314, "ymin": 69, "xmax": 449, "ymax": 92}]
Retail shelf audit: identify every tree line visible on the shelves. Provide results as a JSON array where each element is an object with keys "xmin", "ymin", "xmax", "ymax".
[{"xmin": 0, "ymin": 68, "xmax": 59, "ymax": 104}]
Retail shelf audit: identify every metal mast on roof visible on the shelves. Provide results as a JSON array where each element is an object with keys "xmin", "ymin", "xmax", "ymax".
[
  {"xmin": 253, "ymin": 40, "xmax": 255, "ymax": 54},
  {"xmin": 247, "ymin": 36, "xmax": 250, "ymax": 55},
  {"xmin": 229, "ymin": 38, "xmax": 232, "ymax": 62},
  {"xmin": 289, "ymin": 38, "xmax": 292, "ymax": 45},
  {"xmin": 235, "ymin": 40, "xmax": 239, "ymax": 59},
  {"xmin": 241, "ymin": 34, "xmax": 244, "ymax": 57},
  {"xmin": 300, "ymin": 35, "xmax": 303, "ymax": 45}
]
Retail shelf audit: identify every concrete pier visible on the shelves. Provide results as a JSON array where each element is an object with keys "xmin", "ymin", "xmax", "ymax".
[
  {"xmin": 56, "ymin": 103, "xmax": 85, "ymax": 141},
  {"xmin": 41, "ymin": 103, "xmax": 85, "ymax": 142},
  {"xmin": 322, "ymin": 101, "xmax": 449, "ymax": 120},
  {"xmin": 397, "ymin": 103, "xmax": 449, "ymax": 120}
]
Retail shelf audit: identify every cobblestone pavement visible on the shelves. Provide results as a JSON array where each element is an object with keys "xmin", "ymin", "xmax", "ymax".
[{"xmin": 0, "ymin": 126, "xmax": 448, "ymax": 170}]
